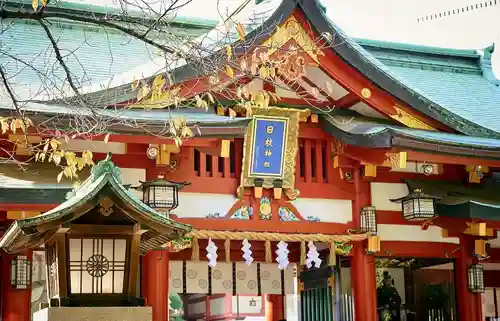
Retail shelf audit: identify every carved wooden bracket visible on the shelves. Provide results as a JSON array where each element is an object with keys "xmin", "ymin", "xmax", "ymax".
[
  {"xmin": 8, "ymin": 134, "xmax": 42, "ymax": 156},
  {"xmin": 99, "ymin": 197, "xmax": 114, "ymax": 216},
  {"xmin": 464, "ymin": 222, "xmax": 494, "ymax": 237},
  {"xmin": 153, "ymin": 143, "xmax": 181, "ymax": 167},
  {"xmin": 474, "ymin": 239, "xmax": 487, "ymax": 258},
  {"xmin": 465, "ymin": 165, "xmax": 489, "ymax": 183}
]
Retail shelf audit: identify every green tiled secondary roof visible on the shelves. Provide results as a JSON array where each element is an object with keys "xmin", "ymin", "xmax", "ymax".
[
  {"xmin": 0, "ymin": 101, "xmax": 250, "ymax": 136},
  {"xmin": 0, "ymin": 101, "xmax": 247, "ymax": 125},
  {"xmin": 4, "ymin": 0, "xmax": 217, "ymax": 28},
  {"xmin": 0, "ymin": 187, "xmax": 69, "ymax": 205},
  {"xmin": 321, "ymin": 115, "xmax": 500, "ymax": 158},
  {"xmin": 0, "ymin": 154, "xmax": 191, "ymax": 254},
  {"xmin": 407, "ymin": 179, "xmax": 500, "ymax": 220}
]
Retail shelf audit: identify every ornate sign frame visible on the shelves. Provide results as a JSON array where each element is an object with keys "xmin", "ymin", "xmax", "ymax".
[
  {"xmin": 240, "ymin": 107, "xmax": 310, "ymax": 190},
  {"xmin": 248, "ymin": 115, "xmax": 289, "ymax": 179}
]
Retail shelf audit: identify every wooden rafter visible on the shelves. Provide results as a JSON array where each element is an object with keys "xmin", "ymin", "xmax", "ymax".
[
  {"xmin": 276, "ymin": 74, "xmax": 318, "ymax": 101},
  {"xmin": 335, "ymin": 92, "xmax": 361, "ymax": 109},
  {"xmin": 301, "ymin": 76, "xmax": 336, "ymax": 103}
]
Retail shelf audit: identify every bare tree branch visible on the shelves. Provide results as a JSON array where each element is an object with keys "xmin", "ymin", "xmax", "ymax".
[
  {"xmin": 0, "ymin": 0, "xmax": 347, "ymax": 176},
  {"xmin": 38, "ymin": 19, "xmax": 87, "ymax": 106},
  {"xmin": 0, "ymin": 65, "xmax": 21, "ymax": 116},
  {"xmin": 0, "ymin": 6, "xmax": 181, "ymax": 55}
]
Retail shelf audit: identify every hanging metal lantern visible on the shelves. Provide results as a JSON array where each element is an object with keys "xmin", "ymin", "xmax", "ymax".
[
  {"xmin": 10, "ymin": 255, "xmax": 31, "ymax": 290},
  {"xmin": 390, "ymin": 189, "xmax": 440, "ymax": 221},
  {"xmin": 360, "ymin": 206, "xmax": 377, "ymax": 233},
  {"xmin": 468, "ymin": 264, "xmax": 484, "ymax": 293},
  {"xmin": 136, "ymin": 175, "xmax": 189, "ymax": 212}
]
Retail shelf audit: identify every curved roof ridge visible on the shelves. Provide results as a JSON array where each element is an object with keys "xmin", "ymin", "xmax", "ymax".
[
  {"xmin": 354, "ymin": 38, "xmax": 481, "ymax": 58},
  {"xmin": 306, "ymin": 0, "xmax": 500, "ymax": 138},
  {"xmin": 477, "ymin": 43, "xmax": 500, "ymax": 86},
  {"xmin": 4, "ymin": 0, "xmax": 218, "ymax": 28}
]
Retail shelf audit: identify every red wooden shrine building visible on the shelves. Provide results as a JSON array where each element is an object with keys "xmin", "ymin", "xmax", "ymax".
[{"xmin": 1, "ymin": 0, "xmax": 500, "ymax": 321}]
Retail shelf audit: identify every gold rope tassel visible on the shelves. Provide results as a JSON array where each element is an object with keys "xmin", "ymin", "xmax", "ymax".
[
  {"xmin": 329, "ymin": 242, "xmax": 337, "ymax": 266},
  {"xmin": 225, "ymin": 239, "xmax": 231, "ymax": 263},
  {"xmin": 191, "ymin": 237, "xmax": 199, "ymax": 262},
  {"xmin": 265, "ymin": 240, "xmax": 272, "ymax": 263},
  {"xmin": 300, "ymin": 241, "xmax": 306, "ymax": 266}
]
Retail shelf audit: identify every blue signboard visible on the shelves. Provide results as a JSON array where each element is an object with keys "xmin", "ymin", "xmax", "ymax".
[{"xmin": 248, "ymin": 116, "xmax": 288, "ymax": 178}]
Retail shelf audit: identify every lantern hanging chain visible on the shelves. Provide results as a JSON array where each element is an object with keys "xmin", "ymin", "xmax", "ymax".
[{"xmin": 185, "ymin": 230, "xmax": 368, "ymax": 243}]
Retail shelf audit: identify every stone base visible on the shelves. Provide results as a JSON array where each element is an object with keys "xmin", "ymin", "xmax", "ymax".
[{"xmin": 33, "ymin": 307, "xmax": 152, "ymax": 321}]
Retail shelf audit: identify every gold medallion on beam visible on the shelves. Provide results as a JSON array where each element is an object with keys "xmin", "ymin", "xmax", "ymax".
[{"xmin": 361, "ymin": 88, "xmax": 372, "ymax": 99}]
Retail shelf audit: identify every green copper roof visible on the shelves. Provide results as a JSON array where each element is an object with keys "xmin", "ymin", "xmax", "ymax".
[
  {"xmin": 354, "ymin": 38, "xmax": 480, "ymax": 58},
  {"xmin": 0, "ymin": 101, "xmax": 249, "ymax": 137},
  {"xmin": 56, "ymin": 0, "xmax": 283, "ymax": 106},
  {"xmin": 0, "ymin": 1, "xmax": 215, "ymax": 102},
  {"xmin": 18, "ymin": 153, "xmax": 179, "ymax": 227},
  {"xmin": 4, "ymin": 0, "xmax": 217, "ymax": 28},
  {"xmin": 407, "ymin": 179, "xmax": 500, "ymax": 220},
  {"xmin": 6, "ymin": 0, "xmax": 500, "ymax": 141},
  {"xmin": 69, "ymin": 0, "xmax": 500, "ymax": 140},
  {"xmin": 321, "ymin": 115, "xmax": 500, "ymax": 157},
  {"xmin": 354, "ymin": 38, "xmax": 500, "ymax": 137}
]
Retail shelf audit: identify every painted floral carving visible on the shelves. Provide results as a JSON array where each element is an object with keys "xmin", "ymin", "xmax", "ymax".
[
  {"xmin": 278, "ymin": 206, "xmax": 299, "ymax": 221},
  {"xmin": 279, "ymin": 54, "xmax": 307, "ymax": 81},
  {"xmin": 259, "ymin": 197, "xmax": 272, "ymax": 220},
  {"xmin": 230, "ymin": 205, "xmax": 253, "ymax": 220}
]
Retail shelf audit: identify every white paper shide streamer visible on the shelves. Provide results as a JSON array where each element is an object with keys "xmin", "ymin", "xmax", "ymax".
[
  {"xmin": 241, "ymin": 239, "xmax": 254, "ymax": 266},
  {"xmin": 275, "ymin": 241, "xmax": 289, "ymax": 270},
  {"xmin": 306, "ymin": 241, "xmax": 322, "ymax": 269},
  {"xmin": 206, "ymin": 238, "xmax": 218, "ymax": 268}
]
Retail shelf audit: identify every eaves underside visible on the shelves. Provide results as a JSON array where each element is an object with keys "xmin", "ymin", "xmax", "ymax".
[{"xmin": 320, "ymin": 115, "xmax": 500, "ymax": 160}]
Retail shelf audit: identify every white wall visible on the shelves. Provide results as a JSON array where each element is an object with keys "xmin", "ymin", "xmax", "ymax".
[
  {"xmin": 370, "ymin": 182, "xmax": 460, "ymax": 244},
  {"xmin": 378, "ymin": 224, "xmax": 459, "ymax": 244},
  {"xmin": 370, "ymin": 182, "xmax": 408, "ymax": 211},
  {"xmin": 291, "ymin": 198, "xmax": 352, "ymax": 223},
  {"xmin": 173, "ymin": 192, "xmax": 236, "ymax": 218},
  {"xmin": 120, "ymin": 167, "xmax": 145, "ymax": 199}
]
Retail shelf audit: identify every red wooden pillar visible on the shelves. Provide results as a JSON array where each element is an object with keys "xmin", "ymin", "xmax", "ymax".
[
  {"xmin": 351, "ymin": 166, "xmax": 377, "ymax": 321},
  {"xmin": 455, "ymin": 235, "xmax": 482, "ymax": 321},
  {"xmin": 142, "ymin": 250, "xmax": 169, "ymax": 321},
  {"xmin": 351, "ymin": 245, "xmax": 377, "ymax": 321},
  {"xmin": 1, "ymin": 250, "xmax": 33, "ymax": 321},
  {"xmin": 266, "ymin": 294, "xmax": 284, "ymax": 321}
]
